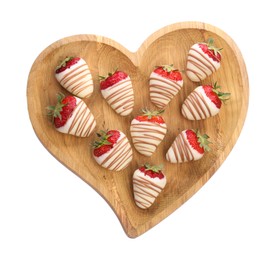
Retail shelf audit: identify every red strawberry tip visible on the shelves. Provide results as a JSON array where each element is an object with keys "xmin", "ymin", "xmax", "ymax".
[
  {"xmin": 98, "ymin": 67, "xmax": 118, "ymax": 82},
  {"xmin": 139, "ymin": 163, "xmax": 165, "ymax": 179},
  {"xmin": 153, "ymin": 64, "xmax": 182, "ymax": 81},
  {"xmin": 99, "ymin": 69, "xmax": 128, "ymax": 90},
  {"xmin": 135, "ymin": 108, "xmax": 165, "ymax": 124}
]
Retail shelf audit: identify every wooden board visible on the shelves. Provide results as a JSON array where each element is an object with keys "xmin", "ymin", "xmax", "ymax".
[{"xmin": 26, "ymin": 21, "xmax": 249, "ymax": 238}]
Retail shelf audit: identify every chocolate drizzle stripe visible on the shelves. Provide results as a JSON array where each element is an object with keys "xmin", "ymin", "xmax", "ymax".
[
  {"xmin": 101, "ymin": 137, "xmax": 126, "ymax": 165},
  {"xmin": 77, "ymin": 110, "xmax": 94, "ymax": 136},
  {"xmin": 131, "ymin": 122, "xmax": 167, "ymax": 155},
  {"xmin": 134, "ymin": 181, "xmax": 157, "ymax": 198},
  {"xmin": 150, "ymin": 98, "xmax": 170, "ymax": 108},
  {"xmin": 187, "ymin": 59, "xmax": 208, "ymax": 79},
  {"xmin": 190, "ymin": 48, "xmax": 217, "ymax": 72},
  {"xmin": 65, "ymin": 76, "xmax": 92, "ymax": 95},
  {"xmin": 103, "ymin": 79, "xmax": 134, "ymax": 115},
  {"xmin": 74, "ymin": 83, "xmax": 93, "ymax": 97},
  {"xmin": 150, "ymin": 83, "xmax": 180, "ymax": 98},
  {"xmin": 137, "ymin": 176, "xmax": 163, "ymax": 190},
  {"xmin": 133, "ymin": 175, "xmax": 164, "ymax": 208},
  {"xmin": 106, "ymin": 78, "xmax": 131, "ymax": 89},
  {"xmin": 109, "ymin": 144, "xmax": 133, "ymax": 171},
  {"xmin": 196, "ymin": 47, "xmax": 218, "ymax": 70},
  {"xmin": 189, "ymin": 49, "xmax": 215, "ymax": 73},
  {"xmin": 61, "ymin": 68, "xmax": 90, "ymax": 85},
  {"xmin": 149, "ymin": 77, "xmax": 182, "ymax": 108},
  {"xmin": 60, "ymin": 64, "xmax": 86, "ymax": 81},
  {"xmin": 107, "ymin": 85, "xmax": 132, "ymax": 105},
  {"xmin": 68, "ymin": 101, "xmax": 95, "ymax": 136},
  {"xmin": 186, "ymin": 68, "xmax": 203, "ymax": 81},
  {"xmin": 70, "ymin": 78, "xmax": 92, "ymax": 92},
  {"xmin": 113, "ymin": 96, "xmax": 134, "ymax": 111},
  {"xmin": 135, "ymin": 133, "xmax": 162, "ymax": 142},
  {"xmin": 168, "ymin": 132, "xmax": 194, "ymax": 162},
  {"xmin": 186, "ymin": 47, "xmax": 219, "ymax": 80},
  {"xmin": 100, "ymin": 137, "xmax": 132, "ymax": 171},
  {"xmin": 179, "ymin": 134, "xmax": 193, "ymax": 161},
  {"xmin": 58, "ymin": 63, "xmax": 93, "ymax": 96},
  {"xmin": 130, "ymin": 125, "xmax": 167, "ymax": 134},
  {"xmin": 150, "ymin": 87, "xmax": 175, "ymax": 99},
  {"xmin": 150, "ymin": 77, "xmax": 182, "ymax": 91},
  {"xmin": 67, "ymin": 101, "xmax": 95, "ymax": 137},
  {"xmin": 182, "ymin": 90, "xmax": 212, "ymax": 120}
]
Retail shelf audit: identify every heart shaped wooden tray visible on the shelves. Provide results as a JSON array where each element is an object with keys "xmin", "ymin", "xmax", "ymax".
[{"xmin": 27, "ymin": 22, "xmax": 249, "ymax": 238}]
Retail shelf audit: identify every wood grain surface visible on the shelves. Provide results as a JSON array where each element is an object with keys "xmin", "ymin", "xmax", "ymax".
[{"xmin": 26, "ymin": 21, "xmax": 249, "ymax": 238}]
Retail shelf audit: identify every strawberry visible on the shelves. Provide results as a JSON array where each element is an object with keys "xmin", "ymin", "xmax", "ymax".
[
  {"xmin": 130, "ymin": 109, "xmax": 167, "ymax": 157},
  {"xmin": 186, "ymin": 38, "xmax": 222, "ymax": 82},
  {"xmin": 181, "ymin": 82, "xmax": 230, "ymax": 120},
  {"xmin": 149, "ymin": 64, "xmax": 183, "ymax": 109},
  {"xmin": 91, "ymin": 129, "xmax": 133, "ymax": 171},
  {"xmin": 55, "ymin": 57, "xmax": 81, "ymax": 73},
  {"xmin": 47, "ymin": 93, "xmax": 96, "ymax": 137},
  {"xmin": 133, "ymin": 164, "xmax": 167, "ymax": 209},
  {"xmin": 55, "ymin": 56, "xmax": 94, "ymax": 98},
  {"xmin": 166, "ymin": 129, "xmax": 210, "ymax": 163},
  {"xmin": 92, "ymin": 130, "xmax": 120, "ymax": 157},
  {"xmin": 135, "ymin": 110, "xmax": 165, "ymax": 124},
  {"xmin": 99, "ymin": 69, "xmax": 134, "ymax": 116}
]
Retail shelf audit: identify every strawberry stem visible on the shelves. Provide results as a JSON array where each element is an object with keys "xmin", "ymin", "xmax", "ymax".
[
  {"xmin": 155, "ymin": 64, "xmax": 179, "ymax": 73},
  {"xmin": 207, "ymin": 38, "xmax": 223, "ymax": 57},
  {"xmin": 47, "ymin": 93, "xmax": 66, "ymax": 122},
  {"xmin": 144, "ymin": 163, "xmax": 164, "ymax": 173},
  {"xmin": 213, "ymin": 82, "xmax": 231, "ymax": 102},
  {"xmin": 195, "ymin": 129, "xmax": 211, "ymax": 152},
  {"xmin": 91, "ymin": 130, "xmax": 112, "ymax": 148},
  {"xmin": 56, "ymin": 57, "xmax": 73, "ymax": 71},
  {"xmin": 99, "ymin": 67, "xmax": 118, "ymax": 81},
  {"xmin": 141, "ymin": 108, "xmax": 164, "ymax": 119}
]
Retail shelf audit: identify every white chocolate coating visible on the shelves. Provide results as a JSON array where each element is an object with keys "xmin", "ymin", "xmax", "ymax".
[
  {"xmin": 93, "ymin": 131, "xmax": 133, "ymax": 171},
  {"xmin": 55, "ymin": 58, "xmax": 94, "ymax": 98},
  {"xmin": 130, "ymin": 119, "xmax": 167, "ymax": 157},
  {"xmin": 133, "ymin": 169, "xmax": 166, "ymax": 209},
  {"xmin": 166, "ymin": 130, "xmax": 203, "ymax": 163},
  {"xmin": 57, "ymin": 97, "xmax": 96, "ymax": 137},
  {"xmin": 181, "ymin": 86, "xmax": 220, "ymax": 120},
  {"xmin": 186, "ymin": 43, "xmax": 220, "ymax": 82},
  {"xmin": 149, "ymin": 72, "xmax": 183, "ymax": 109},
  {"xmin": 101, "ymin": 77, "xmax": 134, "ymax": 116}
]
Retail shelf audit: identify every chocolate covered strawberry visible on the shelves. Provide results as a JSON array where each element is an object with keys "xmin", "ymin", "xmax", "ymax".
[
  {"xmin": 166, "ymin": 129, "xmax": 210, "ymax": 163},
  {"xmin": 181, "ymin": 82, "xmax": 230, "ymax": 120},
  {"xmin": 149, "ymin": 64, "xmax": 183, "ymax": 109},
  {"xmin": 130, "ymin": 109, "xmax": 167, "ymax": 157},
  {"xmin": 186, "ymin": 38, "xmax": 222, "ymax": 82},
  {"xmin": 47, "ymin": 93, "xmax": 96, "ymax": 137},
  {"xmin": 99, "ymin": 69, "xmax": 134, "ymax": 116},
  {"xmin": 55, "ymin": 56, "xmax": 94, "ymax": 98},
  {"xmin": 91, "ymin": 129, "xmax": 133, "ymax": 171},
  {"xmin": 133, "ymin": 164, "xmax": 167, "ymax": 209}
]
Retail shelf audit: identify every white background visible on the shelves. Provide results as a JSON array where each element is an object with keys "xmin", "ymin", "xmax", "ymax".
[{"xmin": 1, "ymin": 0, "xmax": 278, "ymax": 259}]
